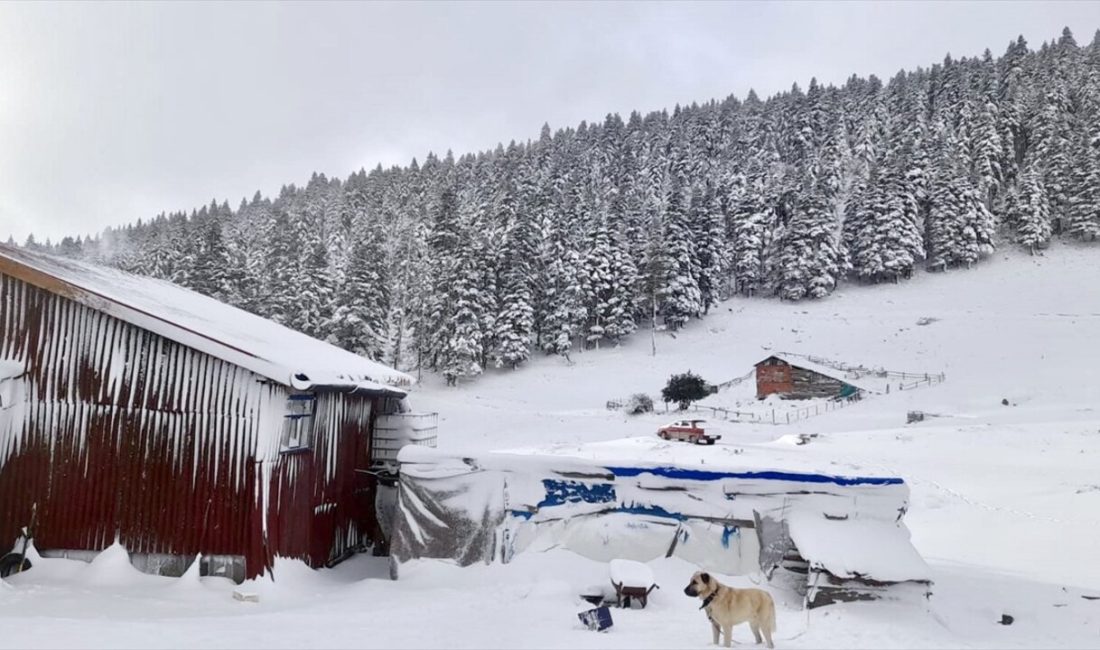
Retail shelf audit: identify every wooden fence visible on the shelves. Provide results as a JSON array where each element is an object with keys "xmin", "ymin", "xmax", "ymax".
[
  {"xmin": 685, "ymin": 393, "xmax": 867, "ymax": 425},
  {"xmin": 608, "ymin": 353, "xmax": 947, "ymax": 427}
]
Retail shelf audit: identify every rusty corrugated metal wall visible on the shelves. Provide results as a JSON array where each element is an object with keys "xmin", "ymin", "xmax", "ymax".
[
  {"xmin": 265, "ymin": 391, "xmax": 380, "ymax": 568},
  {"xmin": 0, "ymin": 271, "xmax": 381, "ymax": 579}
]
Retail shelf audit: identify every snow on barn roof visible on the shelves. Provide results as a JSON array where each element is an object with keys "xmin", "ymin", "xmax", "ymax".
[
  {"xmin": 756, "ymin": 352, "xmax": 880, "ymax": 394},
  {"xmin": 0, "ymin": 244, "xmax": 412, "ymax": 395}
]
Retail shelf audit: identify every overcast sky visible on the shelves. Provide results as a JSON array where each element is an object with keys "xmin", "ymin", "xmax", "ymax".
[{"xmin": 1, "ymin": 1, "xmax": 1098, "ymax": 243}]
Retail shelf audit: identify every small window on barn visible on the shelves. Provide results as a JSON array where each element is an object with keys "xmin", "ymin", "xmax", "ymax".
[{"xmin": 280, "ymin": 394, "xmax": 316, "ymax": 453}]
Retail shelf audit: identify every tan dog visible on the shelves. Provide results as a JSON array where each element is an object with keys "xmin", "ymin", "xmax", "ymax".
[{"xmin": 683, "ymin": 571, "xmax": 776, "ymax": 648}]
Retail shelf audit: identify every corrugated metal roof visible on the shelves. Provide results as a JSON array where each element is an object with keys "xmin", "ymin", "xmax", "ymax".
[{"xmin": 0, "ymin": 243, "xmax": 411, "ymax": 394}]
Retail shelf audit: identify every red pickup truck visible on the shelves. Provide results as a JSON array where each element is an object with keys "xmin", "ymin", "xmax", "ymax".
[{"xmin": 656, "ymin": 419, "xmax": 721, "ymax": 445}]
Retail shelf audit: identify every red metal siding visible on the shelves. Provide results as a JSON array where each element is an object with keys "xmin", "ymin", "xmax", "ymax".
[
  {"xmin": 265, "ymin": 393, "xmax": 380, "ymax": 569},
  {"xmin": 0, "ymin": 272, "xmax": 380, "ymax": 579}
]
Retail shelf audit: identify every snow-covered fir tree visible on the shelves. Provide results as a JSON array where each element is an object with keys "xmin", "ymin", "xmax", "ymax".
[
  {"xmin": 1010, "ymin": 163, "xmax": 1053, "ymax": 253},
  {"xmin": 37, "ymin": 26, "xmax": 1099, "ymax": 383},
  {"xmin": 327, "ymin": 220, "xmax": 390, "ymax": 360}
]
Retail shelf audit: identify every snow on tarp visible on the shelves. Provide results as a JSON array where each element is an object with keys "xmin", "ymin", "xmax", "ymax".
[
  {"xmin": 0, "ymin": 244, "xmax": 411, "ymax": 393},
  {"xmin": 391, "ymin": 447, "xmax": 923, "ymax": 580},
  {"xmin": 786, "ymin": 510, "xmax": 932, "ymax": 583}
]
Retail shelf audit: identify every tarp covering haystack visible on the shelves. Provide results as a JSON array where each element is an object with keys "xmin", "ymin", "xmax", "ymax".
[{"xmin": 391, "ymin": 447, "xmax": 932, "ymax": 607}]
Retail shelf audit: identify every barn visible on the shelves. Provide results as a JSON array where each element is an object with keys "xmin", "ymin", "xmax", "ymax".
[
  {"xmin": 754, "ymin": 354, "xmax": 870, "ymax": 400},
  {"xmin": 0, "ymin": 243, "xmax": 431, "ymax": 582}
]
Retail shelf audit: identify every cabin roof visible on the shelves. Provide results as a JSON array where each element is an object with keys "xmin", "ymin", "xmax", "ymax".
[
  {"xmin": 755, "ymin": 353, "xmax": 878, "ymax": 393},
  {"xmin": 0, "ymin": 244, "xmax": 411, "ymax": 395}
]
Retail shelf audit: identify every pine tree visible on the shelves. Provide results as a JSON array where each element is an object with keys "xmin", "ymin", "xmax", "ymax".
[
  {"xmin": 440, "ymin": 250, "xmax": 485, "ymax": 386},
  {"xmin": 1011, "ymin": 164, "xmax": 1052, "ymax": 253},
  {"xmin": 690, "ymin": 181, "xmax": 729, "ymax": 313},
  {"xmin": 190, "ymin": 215, "xmax": 230, "ymax": 300},
  {"xmin": 731, "ymin": 194, "xmax": 772, "ymax": 297},
  {"xmin": 961, "ymin": 97, "xmax": 1003, "ymax": 207},
  {"xmin": 926, "ymin": 166, "xmax": 996, "ymax": 270},
  {"xmin": 327, "ymin": 224, "xmax": 390, "ymax": 360},
  {"xmin": 423, "ymin": 186, "xmax": 463, "ymax": 370},
  {"xmin": 295, "ymin": 233, "xmax": 334, "ymax": 339},
  {"xmin": 580, "ymin": 216, "xmax": 627, "ymax": 346},
  {"xmin": 1066, "ymin": 132, "xmax": 1100, "ymax": 241},
  {"xmin": 539, "ymin": 215, "xmax": 586, "ymax": 357},
  {"xmin": 1032, "ymin": 88, "xmax": 1074, "ymax": 229},
  {"xmin": 769, "ymin": 184, "xmax": 842, "ymax": 299},
  {"xmin": 844, "ymin": 159, "xmax": 923, "ymax": 283},
  {"xmin": 494, "ymin": 187, "xmax": 537, "ymax": 369},
  {"xmin": 657, "ymin": 176, "xmax": 702, "ymax": 328}
]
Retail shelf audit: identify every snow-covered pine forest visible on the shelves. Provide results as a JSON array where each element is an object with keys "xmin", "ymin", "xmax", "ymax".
[{"xmin": 18, "ymin": 28, "xmax": 1100, "ymax": 383}]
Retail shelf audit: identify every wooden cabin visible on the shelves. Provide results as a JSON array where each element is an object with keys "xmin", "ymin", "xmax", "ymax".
[
  {"xmin": 754, "ymin": 354, "xmax": 866, "ymax": 400},
  {"xmin": 0, "ymin": 243, "xmax": 432, "ymax": 581}
]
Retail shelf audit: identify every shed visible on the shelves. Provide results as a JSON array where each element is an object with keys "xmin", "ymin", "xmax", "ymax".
[
  {"xmin": 754, "ymin": 354, "xmax": 872, "ymax": 400},
  {"xmin": 0, "ymin": 243, "xmax": 433, "ymax": 581}
]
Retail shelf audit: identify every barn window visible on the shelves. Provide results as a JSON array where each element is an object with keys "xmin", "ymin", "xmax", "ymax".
[{"xmin": 280, "ymin": 394, "xmax": 316, "ymax": 453}]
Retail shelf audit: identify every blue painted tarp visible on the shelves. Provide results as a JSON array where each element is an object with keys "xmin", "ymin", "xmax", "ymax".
[{"xmin": 390, "ymin": 447, "xmax": 917, "ymax": 578}]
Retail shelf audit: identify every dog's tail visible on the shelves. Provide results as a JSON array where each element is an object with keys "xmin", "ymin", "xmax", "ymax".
[{"xmin": 766, "ymin": 596, "xmax": 777, "ymax": 635}]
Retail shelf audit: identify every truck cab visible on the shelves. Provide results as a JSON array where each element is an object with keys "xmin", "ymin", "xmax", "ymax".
[{"xmin": 656, "ymin": 419, "xmax": 720, "ymax": 445}]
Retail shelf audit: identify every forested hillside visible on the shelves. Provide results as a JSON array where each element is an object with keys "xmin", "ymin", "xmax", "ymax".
[{"xmin": 21, "ymin": 28, "xmax": 1100, "ymax": 382}]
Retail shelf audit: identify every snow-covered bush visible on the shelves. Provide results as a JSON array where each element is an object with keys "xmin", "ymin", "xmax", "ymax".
[{"xmin": 623, "ymin": 393, "xmax": 654, "ymax": 415}]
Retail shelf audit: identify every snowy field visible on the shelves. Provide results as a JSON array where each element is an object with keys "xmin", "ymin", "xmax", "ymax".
[{"xmin": 3, "ymin": 242, "xmax": 1100, "ymax": 649}]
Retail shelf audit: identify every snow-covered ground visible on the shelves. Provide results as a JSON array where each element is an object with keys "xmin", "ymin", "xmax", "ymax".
[{"xmin": 3, "ymin": 242, "xmax": 1100, "ymax": 649}]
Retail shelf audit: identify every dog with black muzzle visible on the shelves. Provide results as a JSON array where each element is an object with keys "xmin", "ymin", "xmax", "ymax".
[{"xmin": 684, "ymin": 571, "xmax": 776, "ymax": 648}]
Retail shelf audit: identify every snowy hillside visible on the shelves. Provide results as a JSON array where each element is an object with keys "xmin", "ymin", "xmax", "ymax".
[
  {"xmin": 2, "ymin": 242, "xmax": 1097, "ymax": 649},
  {"xmin": 26, "ymin": 27, "xmax": 1100, "ymax": 393}
]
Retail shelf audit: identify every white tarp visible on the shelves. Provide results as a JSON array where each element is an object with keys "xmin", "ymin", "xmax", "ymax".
[{"xmin": 391, "ymin": 447, "xmax": 924, "ymax": 581}]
